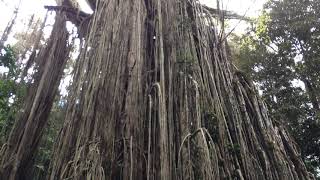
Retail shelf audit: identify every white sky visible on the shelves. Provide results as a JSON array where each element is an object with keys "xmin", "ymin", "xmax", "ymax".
[
  {"xmin": 200, "ymin": 0, "xmax": 265, "ymax": 17},
  {"xmin": 0, "ymin": 0, "xmax": 55, "ymax": 29}
]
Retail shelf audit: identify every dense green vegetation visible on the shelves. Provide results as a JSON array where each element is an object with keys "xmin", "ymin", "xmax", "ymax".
[
  {"xmin": 231, "ymin": 0, "xmax": 320, "ymax": 177},
  {"xmin": 0, "ymin": 45, "xmax": 22, "ymax": 144}
]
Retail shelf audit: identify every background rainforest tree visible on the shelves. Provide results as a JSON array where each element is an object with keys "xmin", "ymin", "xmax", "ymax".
[{"xmin": 232, "ymin": 0, "xmax": 320, "ymax": 177}]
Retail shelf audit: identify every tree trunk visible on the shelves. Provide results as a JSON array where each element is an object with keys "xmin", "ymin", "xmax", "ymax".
[
  {"xmin": 20, "ymin": 12, "xmax": 49, "ymax": 80},
  {"xmin": 0, "ymin": 12, "xmax": 70, "ymax": 180},
  {"xmin": 46, "ymin": 1, "xmax": 314, "ymax": 180},
  {"xmin": 0, "ymin": 7, "xmax": 19, "ymax": 50}
]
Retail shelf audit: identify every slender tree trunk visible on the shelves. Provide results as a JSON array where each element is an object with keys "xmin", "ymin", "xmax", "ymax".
[
  {"xmin": 0, "ymin": 8, "xmax": 19, "ymax": 50},
  {"xmin": 48, "ymin": 0, "xmax": 313, "ymax": 180},
  {"xmin": 0, "ymin": 12, "xmax": 70, "ymax": 180},
  {"xmin": 21, "ymin": 12, "xmax": 49, "ymax": 80}
]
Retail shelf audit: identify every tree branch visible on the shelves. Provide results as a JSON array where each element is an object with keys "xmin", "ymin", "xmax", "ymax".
[{"xmin": 44, "ymin": 5, "xmax": 91, "ymax": 27}]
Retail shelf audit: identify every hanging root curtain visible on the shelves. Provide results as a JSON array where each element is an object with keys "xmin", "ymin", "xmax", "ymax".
[
  {"xmin": 0, "ymin": 12, "xmax": 71, "ymax": 180},
  {"xmin": 43, "ymin": 0, "xmax": 313, "ymax": 179}
]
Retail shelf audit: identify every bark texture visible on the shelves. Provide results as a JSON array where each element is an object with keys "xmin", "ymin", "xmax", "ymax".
[
  {"xmin": 0, "ymin": 12, "xmax": 70, "ymax": 180},
  {"xmin": 46, "ymin": 0, "xmax": 314, "ymax": 180}
]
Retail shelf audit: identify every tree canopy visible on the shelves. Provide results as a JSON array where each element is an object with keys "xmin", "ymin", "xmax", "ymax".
[{"xmin": 231, "ymin": 0, "xmax": 320, "ymax": 177}]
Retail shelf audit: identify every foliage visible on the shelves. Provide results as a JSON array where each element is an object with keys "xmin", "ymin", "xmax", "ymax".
[
  {"xmin": 0, "ymin": 45, "xmax": 25, "ymax": 144},
  {"xmin": 231, "ymin": 0, "xmax": 320, "ymax": 177},
  {"xmin": 0, "ymin": 45, "xmax": 17, "ymax": 77}
]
